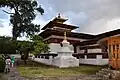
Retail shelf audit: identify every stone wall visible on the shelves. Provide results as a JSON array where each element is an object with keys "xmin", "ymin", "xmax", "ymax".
[{"xmin": 96, "ymin": 68, "xmax": 120, "ymax": 80}]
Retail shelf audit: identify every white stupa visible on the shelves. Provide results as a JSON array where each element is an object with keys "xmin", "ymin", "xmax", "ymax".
[{"xmin": 53, "ymin": 32, "xmax": 79, "ymax": 68}]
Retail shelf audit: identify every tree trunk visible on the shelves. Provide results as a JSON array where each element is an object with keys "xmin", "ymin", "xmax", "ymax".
[
  {"xmin": 23, "ymin": 53, "xmax": 28, "ymax": 64},
  {"xmin": 24, "ymin": 59, "xmax": 27, "ymax": 64}
]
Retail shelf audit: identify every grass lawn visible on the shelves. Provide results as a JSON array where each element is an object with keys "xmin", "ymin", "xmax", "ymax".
[{"xmin": 17, "ymin": 60, "xmax": 108, "ymax": 77}]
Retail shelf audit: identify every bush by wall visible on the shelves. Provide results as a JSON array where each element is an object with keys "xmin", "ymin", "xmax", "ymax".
[{"xmin": 0, "ymin": 58, "xmax": 5, "ymax": 72}]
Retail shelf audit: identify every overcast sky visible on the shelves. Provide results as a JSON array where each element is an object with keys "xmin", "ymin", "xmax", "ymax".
[{"xmin": 0, "ymin": 0, "xmax": 120, "ymax": 40}]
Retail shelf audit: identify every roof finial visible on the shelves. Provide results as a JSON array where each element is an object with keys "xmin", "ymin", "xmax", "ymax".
[{"xmin": 58, "ymin": 13, "xmax": 61, "ymax": 18}]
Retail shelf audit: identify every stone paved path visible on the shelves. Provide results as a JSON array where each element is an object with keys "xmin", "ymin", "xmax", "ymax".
[
  {"xmin": 1, "ymin": 67, "xmax": 25, "ymax": 80},
  {"xmin": 8, "ymin": 67, "xmax": 25, "ymax": 80}
]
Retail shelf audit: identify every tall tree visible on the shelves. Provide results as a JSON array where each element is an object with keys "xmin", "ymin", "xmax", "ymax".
[{"xmin": 0, "ymin": 0, "xmax": 44, "ymax": 40}]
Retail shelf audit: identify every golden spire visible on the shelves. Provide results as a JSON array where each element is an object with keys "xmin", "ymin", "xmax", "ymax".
[{"xmin": 64, "ymin": 31, "xmax": 67, "ymax": 40}]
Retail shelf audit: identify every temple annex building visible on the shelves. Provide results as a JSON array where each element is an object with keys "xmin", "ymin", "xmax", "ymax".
[{"xmin": 38, "ymin": 14, "xmax": 120, "ymax": 69}]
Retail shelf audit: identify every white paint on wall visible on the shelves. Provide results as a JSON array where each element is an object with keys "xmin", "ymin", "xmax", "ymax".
[
  {"xmin": 76, "ymin": 44, "xmax": 101, "ymax": 53},
  {"xmin": 79, "ymin": 50, "xmax": 85, "ymax": 53},
  {"xmin": 10, "ymin": 54, "xmax": 21, "ymax": 59},
  {"xmin": 79, "ymin": 55, "xmax": 108, "ymax": 65},
  {"xmin": 88, "ymin": 49, "xmax": 102, "ymax": 53},
  {"xmin": 88, "ymin": 44, "xmax": 100, "ymax": 46},
  {"xmin": 49, "ymin": 43, "xmax": 61, "ymax": 54},
  {"xmin": 48, "ymin": 43, "xmax": 74, "ymax": 54}
]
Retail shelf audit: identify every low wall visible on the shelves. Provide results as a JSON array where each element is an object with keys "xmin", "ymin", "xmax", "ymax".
[
  {"xmin": 10, "ymin": 54, "xmax": 21, "ymax": 59},
  {"xmin": 33, "ymin": 56, "xmax": 61, "ymax": 66},
  {"xmin": 32, "ymin": 53, "xmax": 108, "ymax": 66},
  {"xmin": 33, "ymin": 58, "xmax": 52, "ymax": 65},
  {"xmin": 31, "ymin": 55, "xmax": 79, "ymax": 68},
  {"xmin": 79, "ymin": 55, "xmax": 108, "ymax": 65}
]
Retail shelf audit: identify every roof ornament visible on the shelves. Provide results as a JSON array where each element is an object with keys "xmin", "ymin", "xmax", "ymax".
[{"xmin": 58, "ymin": 13, "xmax": 61, "ymax": 18}]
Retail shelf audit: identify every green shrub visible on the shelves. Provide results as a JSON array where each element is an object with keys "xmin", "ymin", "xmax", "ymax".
[{"xmin": 0, "ymin": 58, "xmax": 5, "ymax": 72}]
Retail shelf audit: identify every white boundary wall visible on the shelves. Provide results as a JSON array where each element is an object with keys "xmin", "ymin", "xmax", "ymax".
[
  {"xmin": 79, "ymin": 55, "xmax": 108, "ymax": 65},
  {"xmin": 31, "ymin": 54, "xmax": 108, "ymax": 66}
]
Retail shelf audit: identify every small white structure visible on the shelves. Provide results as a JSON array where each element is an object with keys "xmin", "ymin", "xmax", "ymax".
[{"xmin": 53, "ymin": 37, "xmax": 79, "ymax": 68}]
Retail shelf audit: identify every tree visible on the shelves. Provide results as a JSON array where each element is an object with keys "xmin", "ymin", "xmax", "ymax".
[
  {"xmin": 16, "ymin": 35, "xmax": 49, "ymax": 64},
  {"xmin": 17, "ymin": 40, "xmax": 33, "ymax": 64},
  {"xmin": 0, "ymin": 0, "xmax": 44, "ymax": 40},
  {"xmin": 30, "ymin": 35, "xmax": 49, "ymax": 55},
  {"xmin": 0, "ymin": 36, "xmax": 16, "ymax": 54}
]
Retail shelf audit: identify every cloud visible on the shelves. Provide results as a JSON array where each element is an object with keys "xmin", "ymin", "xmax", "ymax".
[
  {"xmin": 0, "ymin": 7, "xmax": 12, "ymax": 36},
  {"xmin": 0, "ymin": 9, "xmax": 9, "ymax": 19},
  {"xmin": 0, "ymin": 0, "xmax": 120, "ymax": 38},
  {"xmin": 45, "ymin": 0, "xmax": 120, "ymax": 34},
  {"xmin": 0, "ymin": 21, "xmax": 4, "ymax": 27},
  {"xmin": 0, "ymin": 22, "xmax": 12, "ymax": 36}
]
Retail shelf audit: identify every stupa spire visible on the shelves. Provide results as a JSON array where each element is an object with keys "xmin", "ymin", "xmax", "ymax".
[{"xmin": 64, "ymin": 31, "xmax": 67, "ymax": 40}]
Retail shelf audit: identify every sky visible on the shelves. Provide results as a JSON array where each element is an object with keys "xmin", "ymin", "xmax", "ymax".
[{"xmin": 0, "ymin": 0, "xmax": 120, "ymax": 40}]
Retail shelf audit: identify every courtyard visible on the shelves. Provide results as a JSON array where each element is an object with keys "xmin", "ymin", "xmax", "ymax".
[
  {"xmin": 18, "ymin": 60, "xmax": 106, "ymax": 77},
  {"xmin": 0, "ymin": 59, "xmax": 108, "ymax": 80}
]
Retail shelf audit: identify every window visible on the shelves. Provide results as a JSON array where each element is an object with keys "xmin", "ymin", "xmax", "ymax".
[
  {"xmin": 87, "ymin": 54, "xmax": 96, "ymax": 59},
  {"xmin": 41, "ymin": 56, "xmax": 44, "ymax": 58},
  {"xmin": 35, "ymin": 55, "xmax": 37, "ymax": 58},
  {"xmin": 76, "ymin": 57, "xmax": 79, "ymax": 59},
  {"xmin": 38, "ymin": 56, "xmax": 40, "ymax": 58},
  {"xmin": 102, "ymin": 53, "xmax": 108, "ymax": 59},
  {"xmin": 80, "ymin": 55, "xmax": 85, "ymax": 58},
  {"xmin": 45, "ymin": 56, "xmax": 49, "ymax": 59}
]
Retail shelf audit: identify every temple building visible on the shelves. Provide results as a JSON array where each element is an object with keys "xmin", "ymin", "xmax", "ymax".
[
  {"xmin": 39, "ymin": 14, "xmax": 96, "ymax": 53},
  {"xmin": 38, "ymin": 14, "xmax": 120, "ymax": 67}
]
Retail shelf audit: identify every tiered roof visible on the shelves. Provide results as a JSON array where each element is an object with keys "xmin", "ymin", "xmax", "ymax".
[
  {"xmin": 39, "ymin": 29, "xmax": 95, "ymax": 39},
  {"xmin": 41, "ymin": 13, "xmax": 78, "ymax": 30}
]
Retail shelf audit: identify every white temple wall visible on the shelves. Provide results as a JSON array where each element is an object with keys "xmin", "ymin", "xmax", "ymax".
[
  {"xmin": 79, "ymin": 55, "xmax": 108, "ymax": 65},
  {"xmin": 49, "ymin": 43, "xmax": 61, "ymax": 53},
  {"xmin": 31, "ymin": 42, "xmax": 108, "ymax": 66},
  {"xmin": 76, "ymin": 46, "xmax": 81, "ymax": 53},
  {"xmin": 10, "ymin": 54, "xmax": 21, "ymax": 59},
  {"xmin": 76, "ymin": 44, "xmax": 102, "ymax": 53},
  {"xmin": 34, "ymin": 58, "xmax": 51, "ymax": 65},
  {"xmin": 88, "ymin": 49, "xmax": 102, "ymax": 53},
  {"xmin": 76, "ymin": 43, "xmax": 108, "ymax": 65}
]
